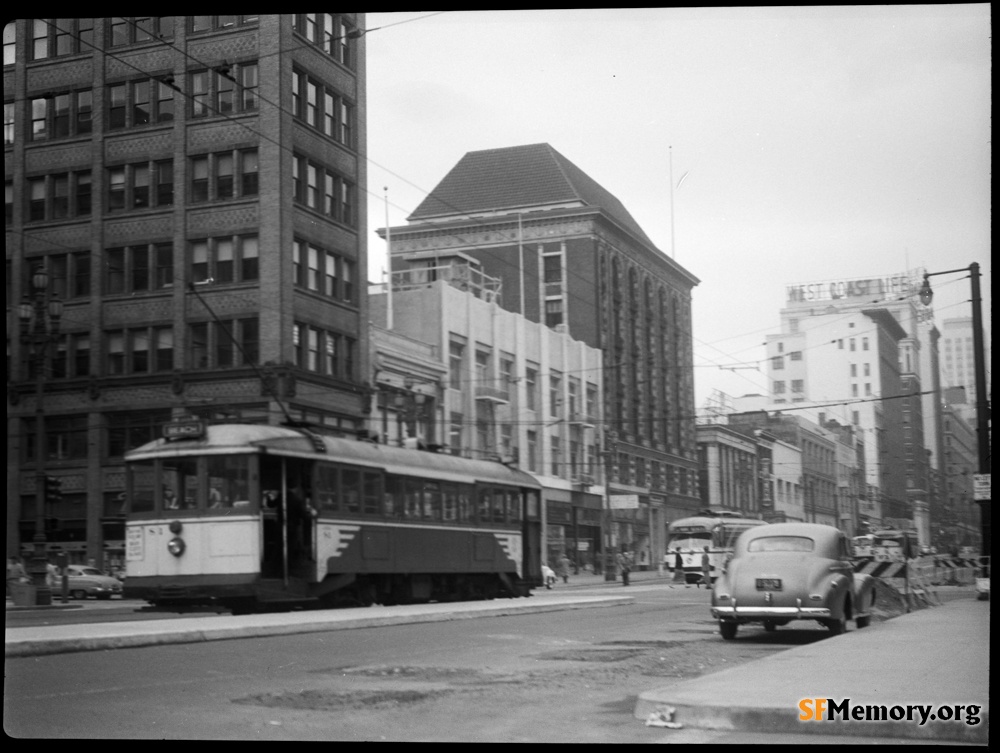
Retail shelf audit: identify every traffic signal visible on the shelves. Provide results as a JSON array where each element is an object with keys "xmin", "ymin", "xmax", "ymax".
[{"xmin": 44, "ymin": 475, "xmax": 63, "ymax": 504}]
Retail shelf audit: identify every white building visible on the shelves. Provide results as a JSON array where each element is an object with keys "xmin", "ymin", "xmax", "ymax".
[{"xmin": 369, "ymin": 269, "xmax": 608, "ymax": 573}]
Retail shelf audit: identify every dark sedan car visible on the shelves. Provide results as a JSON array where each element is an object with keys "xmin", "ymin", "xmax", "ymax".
[{"xmin": 710, "ymin": 522, "xmax": 876, "ymax": 640}]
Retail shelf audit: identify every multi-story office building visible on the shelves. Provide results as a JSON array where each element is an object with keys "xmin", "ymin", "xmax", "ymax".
[
  {"xmin": 369, "ymin": 270, "xmax": 607, "ymax": 573},
  {"xmin": 5, "ymin": 15, "xmax": 369, "ymax": 569},
  {"xmin": 377, "ymin": 143, "xmax": 700, "ymax": 568},
  {"xmin": 939, "ymin": 401, "xmax": 981, "ymax": 552},
  {"xmin": 939, "ymin": 317, "xmax": 990, "ymax": 424}
]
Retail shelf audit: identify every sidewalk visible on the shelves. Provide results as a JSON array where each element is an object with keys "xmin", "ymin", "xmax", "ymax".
[{"xmin": 634, "ymin": 596, "xmax": 989, "ymax": 744}]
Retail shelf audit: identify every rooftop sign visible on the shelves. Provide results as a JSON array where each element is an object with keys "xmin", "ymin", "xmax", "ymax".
[{"xmin": 786, "ymin": 271, "xmax": 919, "ymax": 304}]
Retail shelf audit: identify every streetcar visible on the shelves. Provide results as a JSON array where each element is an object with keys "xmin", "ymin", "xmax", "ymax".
[
  {"xmin": 870, "ymin": 529, "xmax": 919, "ymax": 563},
  {"xmin": 666, "ymin": 510, "xmax": 768, "ymax": 585},
  {"xmin": 123, "ymin": 420, "xmax": 543, "ymax": 612}
]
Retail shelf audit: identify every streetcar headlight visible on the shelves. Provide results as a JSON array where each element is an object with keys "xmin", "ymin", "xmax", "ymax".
[{"xmin": 167, "ymin": 537, "xmax": 186, "ymax": 556}]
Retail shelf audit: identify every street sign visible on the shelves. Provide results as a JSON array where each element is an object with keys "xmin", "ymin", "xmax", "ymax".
[{"xmin": 973, "ymin": 473, "xmax": 990, "ymax": 501}]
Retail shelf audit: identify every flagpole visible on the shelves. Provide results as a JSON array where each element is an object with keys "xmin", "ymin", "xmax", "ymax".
[{"xmin": 384, "ymin": 186, "xmax": 393, "ymax": 330}]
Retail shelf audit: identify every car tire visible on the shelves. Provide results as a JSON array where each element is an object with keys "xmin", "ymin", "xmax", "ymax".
[
  {"xmin": 763, "ymin": 620, "xmax": 777, "ymax": 632},
  {"xmin": 719, "ymin": 620, "xmax": 738, "ymax": 640},
  {"xmin": 826, "ymin": 609, "xmax": 847, "ymax": 635},
  {"xmin": 856, "ymin": 614, "xmax": 871, "ymax": 629},
  {"xmin": 71, "ymin": 590, "xmax": 88, "ymax": 600},
  {"xmin": 97, "ymin": 594, "xmax": 112, "ymax": 600}
]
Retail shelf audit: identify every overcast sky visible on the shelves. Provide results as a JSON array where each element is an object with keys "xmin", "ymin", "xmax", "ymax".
[{"xmin": 363, "ymin": 6, "xmax": 992, "ymax": 409}]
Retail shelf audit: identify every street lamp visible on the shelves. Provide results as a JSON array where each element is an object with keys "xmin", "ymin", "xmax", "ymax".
[
  {"xmin": 17, "ymin": 268, "xmax": 64, "ymax": 606},
  {"xmin": 918, "ymin": 263, "xmax": 990, "ymax": 578}
]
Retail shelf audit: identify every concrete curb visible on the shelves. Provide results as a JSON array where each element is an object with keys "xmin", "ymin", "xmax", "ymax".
[
  {"xmin": 6, "ymin": 594, "xmax": 632, "ymax": 658},
  {"xmin": 634, "ymin": 598, "xmax": 989, "ymax": 744}
]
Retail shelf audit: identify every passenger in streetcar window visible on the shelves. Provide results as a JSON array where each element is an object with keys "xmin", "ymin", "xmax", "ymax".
[
  {"xmin": 209, "ymin": 485, "xmax": 225, "ymax": 508},
  {"xmin": 164, "ymin": 487, "xmax": 179, "ymax": 510}
]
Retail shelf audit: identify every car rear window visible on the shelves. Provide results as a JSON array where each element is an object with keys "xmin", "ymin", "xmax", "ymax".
[{"xmin": 747, "ymin": 536, "xmax": 814, "ymax": 553}]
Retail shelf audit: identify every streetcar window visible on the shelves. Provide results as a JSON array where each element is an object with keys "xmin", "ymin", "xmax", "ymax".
[
  {"xmin": 423, "ymin": 481, "xmax": 441, "ymax": 520},
  {"xmin": 403, "ymin": 479, "xmax": 421, "ymax": 518},
  {"xmin": 507, "ymin": 489, "xmax": 522, "ymax": 523},
  {"xmin": 525, "ymin": 490, "xmax": 540, "ymax": 520},
  {"xmin": 206, "ymin": 455, "xmax": 250, "ymax": 510},
  {"xmin": 163, "ymin": 458, "xmax": 199, "ymax": 511},
  {"xmin": 128, "ymin": 459, "xmax": 156, "ymax": 513},
  {"xmin": 362, "ymin": 472, "xmax": 381, "ymax": 515},
  {"xmin": 492, "ymin": 488, "xmax": 506, "ymax": 523},
  {"xmin": 457, "ymin": 485, "xmax": 473, "ymax": 522},
  {"xmin": 341, "ymin": 469, "xmax": 360, "ymax": 513},
  {"xmin": 316, "ymin": 464, "xmax": 338, "ymax": 511},
  {"xmin": 442, "ymin": 483, "xmax": 458, "ymax": 521},
  {"xmin": 383, "ymin": 475, "xmax": 398, "ymax": 516},
  {"xmin": 478, "ymin": 488, "xmax": 492, "ymax": 523}
]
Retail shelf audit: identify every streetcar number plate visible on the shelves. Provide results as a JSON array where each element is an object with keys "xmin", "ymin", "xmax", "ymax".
[{"xmin": 756, "ymin": 578, "xmax": 782, "ymax": 590}]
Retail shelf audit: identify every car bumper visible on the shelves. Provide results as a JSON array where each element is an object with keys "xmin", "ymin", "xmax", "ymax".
[{"xmin": 711, "ymin": 601, "xmax": 831, "ymax": 621}]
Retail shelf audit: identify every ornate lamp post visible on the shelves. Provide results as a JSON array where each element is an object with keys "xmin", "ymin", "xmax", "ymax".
[
  {"xmin": 918, "ymin": 263, "xmax": 990, "ymax": 578},
  {"xmin": 17, "ymin": 269, "xmax": 63, "ymax": 606}
]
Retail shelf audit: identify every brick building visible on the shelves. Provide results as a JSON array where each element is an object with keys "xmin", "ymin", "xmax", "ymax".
[
  {"xmin": 377, "ymin": 143, "xmax": 700, "ymax": 567},
  {"xmin": 5, "ymin": 15, "xmax": 368, "ymax": 568}
]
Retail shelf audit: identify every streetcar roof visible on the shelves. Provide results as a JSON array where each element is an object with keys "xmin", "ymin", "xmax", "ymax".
[{"xmin": 125, "ymin": 423, "xmax": 542, "ymax": 489}]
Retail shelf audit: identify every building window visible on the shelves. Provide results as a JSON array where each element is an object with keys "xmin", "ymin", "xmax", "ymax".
[
  {"xmin": 106, "ymin": 161, "xmax": 173, "ymax": 212},
  {"xmin": 188, "ymin": 319, "xmax": 258, "ymax": 370},
  {"xmin": 292, "ymin": 153, "xmax": 356, "ymax": 226},
  {"xmin": 189, "ymin": 235, "xmax": 258, "ymax": 285},
  {"xmin": 189, "ymin": 149, "xmax": 258, "ymax": 203},
  {"xmin": 292, "ymin": 239, "xmax": 355, "ymax": 304},
  {"xmin": 23, "ymin": 171, "xmax": 92, "ymax": 222},
  {"xmin": 24, "ymin": 415, "xmax": 88, "ymax": 462},
  {"xmin": 789, "ymin": 351, "xmax": 802, "ymax": 361},
  {"xmin": 291, "ymin": 68, "xmax": 357, "ymax": 148},
  {"xmin": 106, "ymin": 243, "xmax": 173, "ymax": 295},
  {"xmin": 107, "ymin": 17, "xmax": 173, "ymax": 47},
  {"xmin": 30, "ymin": 89, "xmax": 93, "ymax": 142},
  {"xmin": 188, "ymin": 62, "xmax": 259, "ymax": 119},
  {"xmin": 773, "ymin": 380, "xmax": 785, "ymax": 394},
  {"xmin": 545, "ymin": 299, "xmax": 564, "ymax": 328},
  {"xmin": 3, "ymin": 22, "xmax": 15, "ymax": 66},
  {"xmin": 294, "ymin": 14, "xmax": 356, "ymax": 69},
  {"xmin": 850, "ymin": 363, "xmax": 857, "ymax": 378},
  {"xmin": 3, "ymin": 101, "xmax": 13, "ymax": 145},
  {"xmin": 293, "ymin": 322, "xmax": 355, "ymax": 380},
  {"xmin": 189, "ymin": 16, "xmax": 257, "ymax": 34},
  {"xmin": 106, "ymin": 78, "xmax": 174, "ymax": 130},
  {"xmin": 791, "ymin": 379, "xmax": 804, "ymax": 393},
  {"xmin": 772, "ymin": 356, "xmax": 784, "ymax": 370},
  {"xmin": 862, "ymin": 337, "xmax": 869, "ymax": 351},
  {"xmin": 30, "ymin": 18, "xmax": 95, "ymax": 60},
  {"xmin": 44, "ymin": 252, "xmax": 91, "ymax": 300},
  {"xmin": 105, "ymin": 325, "xmax": 175, "ymax": 375},
  {"xmin": 449, "ymin": 341, "xmax": 464, "ymax": 389},
  {"xmin": 549, "ymin": 372, "xmax": 562, "ymax": 418},
  {"xmin": 525, "ymin": 366, "xmax": 538, "ymax": 411},
  {"xmin": 107, "ymin": 410, "xmax": 172, "ymax": 458}
]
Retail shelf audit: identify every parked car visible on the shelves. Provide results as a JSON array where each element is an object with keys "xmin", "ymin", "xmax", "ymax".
[
  {"xmin": 710, "ymin": 522, "xmax": 876, "ymax": 640},
  {"xmin": 58, "ymin": 565, "xmax": 124, "ymax": 600}
]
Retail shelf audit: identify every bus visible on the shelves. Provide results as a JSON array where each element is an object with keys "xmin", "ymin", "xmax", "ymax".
[
  {"xmin": 871, "ymin": 529, "xmax": 920, "ymax": 563},
  {"xmin": 123, "ymin": 420, "xmax": 543, "ymax": 612},
  {"xmin": 666, "ymin": 510, "xmax": 768, "ymax": 584}
]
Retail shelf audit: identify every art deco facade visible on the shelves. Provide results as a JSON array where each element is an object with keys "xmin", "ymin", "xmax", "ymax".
[
  {"xmin": 378, "ymin": 143, "xmax": 700, "ymax": 566},
  {"xmin": 5, "ymin": 16, "xmax": 368, "ymax": 568}
]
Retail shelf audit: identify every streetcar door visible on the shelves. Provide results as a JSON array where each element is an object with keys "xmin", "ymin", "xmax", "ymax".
[{"xmin": 259, "ymin": 456, "xmax": 314, "ymax": 581}]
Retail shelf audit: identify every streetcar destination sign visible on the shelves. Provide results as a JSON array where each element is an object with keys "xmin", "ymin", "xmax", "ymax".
[{"xmin": 163, "ymin": 420, "xmax": 206, "ymax": 440}]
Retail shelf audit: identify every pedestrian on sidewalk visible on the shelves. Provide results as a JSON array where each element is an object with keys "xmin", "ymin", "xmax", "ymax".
[
  {"xmin": 617, "ymin": 550, "xmax": 632, "ymax": 586},
  {"xmin": 670, "ymin": 549, "xmax": 687, "ymax": 587},
  {"xmin": 699, "ymin": 547, "xmax": 711, "ymax": 589},
  {"xmin": 556, "ymin": 553, "xmax": 572, "ymax": 584},
  {"xmin": 541, "ymin": 564, "xmax": 557, "ymax": 589}
]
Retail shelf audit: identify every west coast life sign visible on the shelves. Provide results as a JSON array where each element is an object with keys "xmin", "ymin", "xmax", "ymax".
[{"xmin": 786, "ymin": 271, "xmax": 920, "ymax": 304}]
